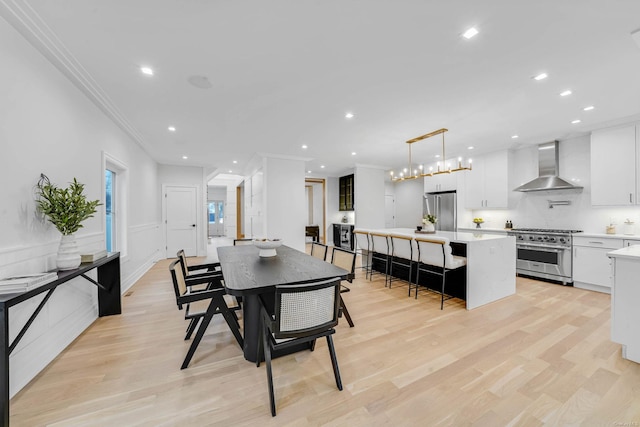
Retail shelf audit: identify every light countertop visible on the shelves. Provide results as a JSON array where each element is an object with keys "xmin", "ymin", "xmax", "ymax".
[
  {"xmin": 383, "ymin": 228, "xmax": 512, "ymax": 243},
  {"xmin": 608, "ymin": 244, "xmax": 640, "ymax": 260}
]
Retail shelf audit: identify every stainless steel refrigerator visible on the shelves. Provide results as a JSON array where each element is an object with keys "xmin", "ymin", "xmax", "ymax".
[{"xmin": 424, "ymin": 190, "xmax": 457, "ymax": 232}]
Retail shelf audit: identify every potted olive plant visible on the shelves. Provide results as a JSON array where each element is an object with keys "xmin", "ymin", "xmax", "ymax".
[{"xmin": 35, "ymin": 174, "xmax": 101, "ymax": 270}]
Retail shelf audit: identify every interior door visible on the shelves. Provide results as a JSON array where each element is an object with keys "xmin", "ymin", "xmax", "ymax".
[
  {"xmin": 208, "ymin": 200, "xmax": 224, "ymax": 236},
  {"xmin": 384, "ymin": 195, "xmax": 395, "ymax": 228},
  {"xmin": 166, "ymin": 185, "xmax": 198, "ymax": 257}
]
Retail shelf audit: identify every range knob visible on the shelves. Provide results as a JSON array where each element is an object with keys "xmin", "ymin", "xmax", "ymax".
[
  {"xmin": 543, "ymin": 236, "xmax": 549, "ymax": 240},
  {"xmin": 517, "ymin": 235, "xmax": 524, "ymax": 240},
  {"xmin": 548, "ymin": 237, "xmax": 556, "ymax": 243},
  {"xmin": 529, "ymin": 236, "xmax": 535, "ymax": 241},
  {"xmin": 536, "ymin": 236, "xmax": 544, "ymax": 241},
  {"xmin": 559, "ymin": 237, "xmax": 566, "ymax": 243}
]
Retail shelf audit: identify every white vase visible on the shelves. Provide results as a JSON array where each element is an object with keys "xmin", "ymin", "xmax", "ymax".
[
  {"xmin": 423, "ymin": 222, "xmax": 435, "ymax": 232},
  {"xmin": 57, "ymin": 234, "xmax": 81, "ymax": 270}
]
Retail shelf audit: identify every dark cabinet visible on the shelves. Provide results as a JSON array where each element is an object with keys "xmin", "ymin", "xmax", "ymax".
[{"xmin": 339, "ymin": 174, "xmax": 354, "ymax": 211}]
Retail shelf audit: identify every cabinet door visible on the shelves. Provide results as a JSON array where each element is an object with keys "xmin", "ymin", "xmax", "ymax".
[
  {"xmin": 464, "ymin": 157, "xmax": 485, "ymax": 209},
  {"xmin": 591, "ymin": 125, "xmax": 636, "ymax": 206},
  {"xmin": 483, "ymin": 151, "xmax": 509, "ymax": 208},
  {"xmin": 573, "ymin": 246, "xmax": 614, "ymax": 288}
]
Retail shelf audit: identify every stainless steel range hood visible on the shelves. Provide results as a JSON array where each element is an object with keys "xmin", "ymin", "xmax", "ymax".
[{"xmin": 514, "ymin": 141, "xmax": 583, "ymax": 192}]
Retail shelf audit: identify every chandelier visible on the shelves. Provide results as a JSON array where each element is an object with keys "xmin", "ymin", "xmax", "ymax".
[{"xmin": 390, "ymin": 128, "xmax": 472, "ymax": 182}]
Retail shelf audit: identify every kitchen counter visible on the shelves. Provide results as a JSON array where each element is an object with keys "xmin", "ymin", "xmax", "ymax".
[
  {"xmin": 607, "ymin": 245, "xmax": 640, "ymax": 364},
  {"xmin": 578, "ymin": 232, "xmax": 640, "ymax": 240},
  {"xmin": 457, "ymin": 227, "xmax": 509, "ymax": 235},
  {"xmin": 368, "ymin": 228, "xmax": 516, "ymax": 310}
]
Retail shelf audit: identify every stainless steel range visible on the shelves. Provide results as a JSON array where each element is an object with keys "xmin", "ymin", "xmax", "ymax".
[{"xmin": 507, "ymin": 228, "xmax": 583, "ymax": 285}]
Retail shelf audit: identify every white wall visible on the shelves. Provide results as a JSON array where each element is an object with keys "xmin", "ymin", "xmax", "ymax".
[
  {"xmin": 393, "ymin": 178, "xmax": 423, "ymax": 228},
  {"xmin": 354, "ymin": 166, "xmax": 386, "ymax": 229},
  {"xmin": 0, "ymin": 17, "xmax": 160, "ymax": 397},
  {"xmin": 264, "ymin": 157, "xmax": 306, "ymax": 251}
]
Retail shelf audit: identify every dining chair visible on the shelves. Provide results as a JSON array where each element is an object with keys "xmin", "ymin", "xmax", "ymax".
[
  {"xmin": 353, "ymin": 229, "xmax": 372, "ymax": 279},
  {"xmin": 389, "ymin": 233, "xmax": 417, "ymax": 297},
  {"xmin": 330, "ymin": 247, "xmax": 357, "ymax": 327},
  {"xmin": 177, "ymin": 249, "xmax": 222, "ymax": 281},
  {"xmin": 256, "ymin": 277, "xmax": 343, "ymax": 416},
  {"xmin": 414, "ymin": 236, "xmax": 467, "ymax": 309},
  {"xmin": 177, "ymin": 249, "xmax": 242, "ymax": 325},
  {"xmin": 310, "ymin": 242, "xmax": 328, "ymax": 261},
  {"xmin": 169, "ymin": 259, "xmax": 244, "ymax": 369},
  {"xmin": 369, "ymin": 232, "xmax": 392, "ymax": 286}
]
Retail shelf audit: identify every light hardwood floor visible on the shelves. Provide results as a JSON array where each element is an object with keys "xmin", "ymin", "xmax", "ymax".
[{"xmin": 9, "ymin": 241, "xmax": 640, "ymax": 426}]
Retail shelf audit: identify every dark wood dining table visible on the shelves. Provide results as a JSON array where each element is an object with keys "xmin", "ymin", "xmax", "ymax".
[{"xmin": 217, "ymin": 244, "xmax": 348, "ymax": 362}]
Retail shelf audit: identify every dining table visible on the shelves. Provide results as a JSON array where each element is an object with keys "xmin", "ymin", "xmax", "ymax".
[{"xmin": 217, "ymin": 244, "xmax": 349, "ymax": 362}]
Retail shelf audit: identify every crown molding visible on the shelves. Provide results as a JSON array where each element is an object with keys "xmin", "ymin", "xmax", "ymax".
[{"xmin": 0, "ymin": 0, "xmax": 154, "ymax": 158}]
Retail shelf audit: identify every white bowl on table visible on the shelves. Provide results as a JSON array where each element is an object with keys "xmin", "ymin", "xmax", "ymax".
[{"xmin": 253, "ymin": 239, "xmax": 283, "ymax": 257}]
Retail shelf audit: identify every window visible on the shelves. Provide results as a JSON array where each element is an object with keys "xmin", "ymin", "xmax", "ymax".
[
  {"xmin": 103, "ymin": 152, "xmax": 128, "ymax": 256},
  {"xmin": 105, "ymin": 169, "xmax": 115, "ymax": 252}
]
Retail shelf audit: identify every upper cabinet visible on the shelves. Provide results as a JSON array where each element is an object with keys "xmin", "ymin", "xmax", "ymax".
[
  {"xmin": 424, "ymin": 169, "xmax": 457, "ymax": 193},
  {"xmin": 464, "ymin": 150, "xmax": 510, "ymax": 209},
  {"xmin": 591, "ymin": 124, "xmax": 639, "ymax": 206},
  {"xmin": 339, "ymin": 174, "xmax": 354, "ymax": 211}
]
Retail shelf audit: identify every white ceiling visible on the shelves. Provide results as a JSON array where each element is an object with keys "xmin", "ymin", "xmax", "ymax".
[{"xmin": 9, "ymin": 0, "xmax": 640, "ymax": 179}]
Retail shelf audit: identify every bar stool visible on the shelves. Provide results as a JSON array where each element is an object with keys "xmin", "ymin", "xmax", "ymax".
[
  {"xmin": 369, "ymin": 232, "xmax": 391, "ymax": 286},
  {"xmin": 415, "ymin": 236, "xmax": 466, "ymax": 309},
  {"xmin": 353, "ymin": 229, "xmax": 372, "ymax": 279},
  {"xmin": 389, "ymin": 233, "xmax": 416, "ymax": 296}
]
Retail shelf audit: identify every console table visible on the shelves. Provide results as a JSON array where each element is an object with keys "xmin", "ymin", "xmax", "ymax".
[{"xmin": 0, "ymin": 252, "xmax": 121, "ymax": 425}]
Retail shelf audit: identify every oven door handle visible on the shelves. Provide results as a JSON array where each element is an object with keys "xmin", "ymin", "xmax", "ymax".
[{"xmin": 516, "ymin": 244, "xmax": 566, "ymax": 252}]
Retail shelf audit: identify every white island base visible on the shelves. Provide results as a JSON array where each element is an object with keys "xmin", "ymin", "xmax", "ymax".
[
  {"xmin": 370, "ymin": 229, "xmax": 516, "ymax": 310},
  {"xmin": 608, "ymin": 245, "xmax": 640, "ymax": 363}
]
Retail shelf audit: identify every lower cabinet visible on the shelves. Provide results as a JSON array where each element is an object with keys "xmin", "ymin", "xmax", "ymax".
[{"xmin": 573, "ymin": 236, "xmax": 623, "ymax": 293}]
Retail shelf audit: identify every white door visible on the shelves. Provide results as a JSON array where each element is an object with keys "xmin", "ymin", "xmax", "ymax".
[
  {"xmin": 384, "ymin": 195, "xmax": 395, "ymax": 228},
  {"xmin": 166, "ymin": 186, "xmax": 198, "ymax": 257},
  {"xmin": 208, "ymin": 201, "xmax": 224, "ymax": 236}
]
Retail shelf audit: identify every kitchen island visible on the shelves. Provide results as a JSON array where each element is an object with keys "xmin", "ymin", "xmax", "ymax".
[{"xmin": 366, "ymin": 228, "xmax": 516, "ymax": 310}]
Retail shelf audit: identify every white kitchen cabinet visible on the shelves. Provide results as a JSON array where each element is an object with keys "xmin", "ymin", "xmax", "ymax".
[
  {"xmin": 573, "ymin": 236, "xmax": 623, "ymax": 293},
  {"xmin": 623, "ymin": 239, "xmax": 640, "ymax": 247},
  {"xmin": 464, "ymin": 150, "xmax": 509, "ymax": 209},
  {"xmin": 423, "ymin": 160, "xmax": 458, "ymax": 192},
  {"xmin": 591, "ymin": 124, "xmax": 639, "ymax": 206}
]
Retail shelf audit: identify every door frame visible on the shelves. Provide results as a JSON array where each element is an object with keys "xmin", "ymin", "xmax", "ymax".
[{"xmin": 305, "ymin": 178, "xmax": 326, "ymax": 244}]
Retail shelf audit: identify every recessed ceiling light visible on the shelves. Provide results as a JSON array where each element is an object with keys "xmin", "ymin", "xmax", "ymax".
[
  {"xmin": 345, "ymin": 112, "xmax": 354, "ymax": 119},
  {"xmin": 571, "ymin": 119, "xmax": 581, "ymax": 124},
  {"xmin": 435, "ymin": 154, "xmax": 441, "ymax": 158},
  {"xmin": 511, "ymin": 135, "xmax": 519, "ymax": 139},
  {"xmin": 462, "ymin": 27, "xmax": 479, "ymax": 39},
  {"xmin": 168, "ymin": 126, "xmax": 176, "ymax": 132},
  {"xmin": 321, "ymin": 165, "xmax": 325, "ymax": 168},
  {"xmin": 307, "ymin": 170, "xmax": 312, "ymax": 173},
  {"xmin": 228, "ymin": 170, "xmax": 233, "ymax": 173},
  {"xmin": 468, "ymin": 146, "xmax": 474, "ymax": 150},
  {"xmin": 583, "ymin": 105, "xmax": 595, "ymax": 111},
  {"xmin": 140, "ymin": 66, "xmax": 154, "ymax": 76},
  {"xmin": 533, "ymin": 73, "xmax": 548, "ymax": 81},
  {"xmin": 351, "ymin": 152, "xmax": 356, "ymax": 156},
  {"xmin": 301, "ymin": 145, "xmax": 308, "ymax": 149},
  {"xmin": 233, "ymin": 160, "xmax": 237, "ymax": 164},
  {"xmin": 560, "ymin": 90, "xmax": 572, "ymax": 97},
  {"xmin": 182, "ymin": 155, "xmax": 188, "ymax": 160}
]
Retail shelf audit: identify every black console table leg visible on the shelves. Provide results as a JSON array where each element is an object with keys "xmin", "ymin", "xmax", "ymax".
[
  {"xmin": 1, "ymin": 305, "xmax": 9, "ymax": 426},
  {"xmin": 97, "ymin": 257, "xmax": 122, "ymax": 316}
]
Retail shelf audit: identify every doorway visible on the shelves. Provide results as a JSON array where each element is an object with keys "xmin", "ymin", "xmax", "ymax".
[
  {"xmin": 305, "ymin": 178, "xmax": 326, "ymax": 244},
  {"xmin": 208, "ymin": 200, "xmax": 224, "ymax": 237}
]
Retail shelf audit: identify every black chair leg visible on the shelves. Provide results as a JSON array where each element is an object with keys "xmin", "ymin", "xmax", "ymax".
[
  {"xmin": 181, "ymin": 301, "xmax": 217, "ymax": 369},
  {"xmin": 264, "ymin": 326, "xmax": 276, "ymax": 416},
  {"xmin": 215, "ymin": 295, "xmax": 244, "ymax": 348},
  {"xmin": 184, "ymin": 316, "xmax": 201, "ymax": 340},
  {"xmin": 326, "ymin": 335, "xmax": 343, "ymax": 390},
  {"xmin": 340, "ymin": 297, "xmax": 354, "ymax": 327}
]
